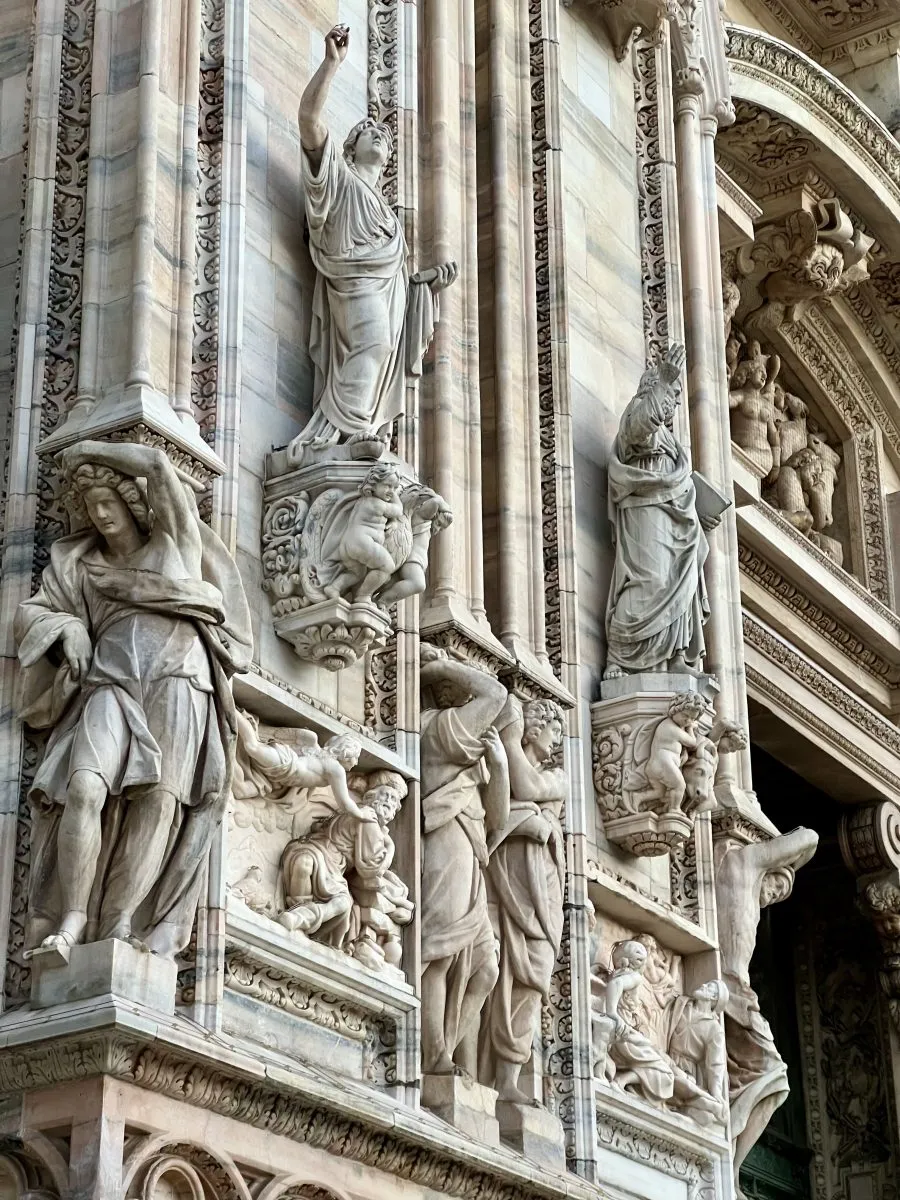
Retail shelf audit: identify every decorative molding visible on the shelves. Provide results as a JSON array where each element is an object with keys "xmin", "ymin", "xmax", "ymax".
[
  {"xmin": 669, "ymin": 834, "xmax": 700, "ymax": 922},
  {"xmin": 530, "ymin": 0, "xmax": 563, "ymax": 678},
  {"xmin": 248, "ymin": 665, "xmax": 369, "ymax": 736},
  {"xmin": 726, "ymin": 27, "xmax": 900, "ymax": 211},
  {"xmin": 634, "ymin": 34, "xmax": 668, "ymax": 366},
  {"xmin": 743, "ymin": 612, "xmax": 900, "ymax": 793},
  {"xmin": 192, "ymin": 0, "xmax": 225, "ymax": 446},
  {"xmin": 364, "ymin": 645, "xmax": 398, "ymax": 746},
  {"xmin": 595, "ymin": 1114, "xmax": 716, "ymax": 1200},
  {"xmin": 737, "ymin": 540, "xmax": 900, "ymax": 686},
  {"xmin": 0, "ymin": 1034, "xmax": 600, "ymax": 1200},
  {"xmin": 366, "ymin": 0, "xmax": 399, "ymax": 212}
]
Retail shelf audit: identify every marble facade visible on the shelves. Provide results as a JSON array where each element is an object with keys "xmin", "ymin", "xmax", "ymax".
[{"xmin": 1, "ymin": 1, "xmax": 900, "ymax": 1200}]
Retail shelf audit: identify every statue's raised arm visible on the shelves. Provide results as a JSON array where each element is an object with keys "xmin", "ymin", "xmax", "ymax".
[{"xmin": 298, "ymin": 25, "xmax": 349, "ymax": 170}]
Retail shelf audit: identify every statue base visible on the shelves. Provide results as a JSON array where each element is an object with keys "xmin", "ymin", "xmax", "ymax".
[
  {"xmin": 421, "ymin": 1073, "xmax": 501, "ymax": 1145},
  {"xmin": 599, "ymin": 671, "xmax": 718, "ymax": 702},
  {"xmin": 29, "ymin": 938, "xmax": 177, "ymax": 1015},
  {"xmin": 272, "ymin": 598, "xmax": 392, "ymax": 671},
  {"xmin": 495, "ymin": 1101, "xmax": 565, "ymax": 1170},
  {"xmin": 603, "ymin": 809, "xmax": 694, "ymax": 857}
]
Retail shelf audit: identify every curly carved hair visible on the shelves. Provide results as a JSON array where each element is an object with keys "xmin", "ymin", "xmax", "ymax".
[
  {"xmin": 666, "ymin": 692, "xmax": 707, "ymax": 721},
  {"xmin": 343, "ymin": 118, "xmax": 393, "ymax": 166},
  {"xmin": 360, "ymin": 464, "xmax": 401, "ymax": 496},
  {"xmin": 65, "ymin": 463, "xmax": 151, "ymax": 535},
  {"xmin": 522, "ymin": 698, "xmax": 564, "ymax": 743}
]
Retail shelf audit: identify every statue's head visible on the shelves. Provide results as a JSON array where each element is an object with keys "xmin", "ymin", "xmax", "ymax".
[
  {"xmin": 522, "ymin": 698, "xmax": 564, "ymax": 764},
  {"xmin": 760, "ymin": 866, "xmax": 794, "ymax": 908},
  {"xmin": 66, "ymin": 463, "xmax": 151, "ymax": 541},
  {"xmin": 361, "ymin": 464, "xmax": 402, "ymax": 502},
  {"xmin": 324, "ymin": 733, "xmax": 363, "ymax": 771},
  {"xmin": 666, "ymin": 691, "xmax": 706, "ymax": 730},
  {"xmin": 610, "ymin": 939, "xmax": 648, "ymax": 973},
  {"xmin": 343, "ymin": 118, "xmax": 393, "ymax": 172},
  {"xmin": 691, "ymin": 979, "xmax": 729, "ymax": 1014},
  {"xmin": 361, "ymin": 769, "xmax": 408, "ymax": 825}
]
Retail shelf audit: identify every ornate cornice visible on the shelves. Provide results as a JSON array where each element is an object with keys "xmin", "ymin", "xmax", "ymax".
[
  {"xmin": 0, "ymin": 1031, "xmax": 595, "ymax": 1200},
  {"xmin": 738, "ymin": 540, "xmax": 900, "ymax": 686},
  {"xmin": 743, "ymin": 612, "xmax": 900, "ymax": 793},
  {"xmin": 726, "ymin": 26, "xmax": 900, "ymax": 211}
]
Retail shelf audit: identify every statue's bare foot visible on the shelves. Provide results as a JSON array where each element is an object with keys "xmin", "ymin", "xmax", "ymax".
[
  {"xmin": 602, "ymin": 664, "xmax": 624, "ymax": 680},
  {"xmin": 497, "ymin": 1083, "xmax": 539, "ymax": 1106},
  {"xmin": 126, "ymin": 936, "xmax": 150, "ymax": 953},
  {"xmin": 40, "ymin": 930, "xmax": 77, "ymax": 951},
  {"xmin": 279, "ymin": 905, "xmax": 319, "ymax": 934},
  {"xmin": 424, "ymin": 1054, "xmax": 457, "ymax": 1075}
]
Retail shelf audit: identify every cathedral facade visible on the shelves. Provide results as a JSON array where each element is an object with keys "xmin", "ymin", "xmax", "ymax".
[{"xmin": 0, "ymin": 0, "xmax": 899, "ymax": 1198}]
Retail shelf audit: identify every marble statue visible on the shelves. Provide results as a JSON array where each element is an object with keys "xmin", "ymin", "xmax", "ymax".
[
  {"xmin": 625, "ymin": 692, "xmax": 707, "ymax": 812},
  {"xmin": 479, "ymin": 695, "xmax": 567, "ymax": 1104},
  {"xmin": 714, "ymin": 827, "xmax": 819, "ymax": 1197},
  {"xmin": 681, "ymin": 718, "xmax": 747, "ymax": 814},
  {"xmin": 805, "ymin": 430, "xmax": 842, "ymax": 534},
  {"xmin": 770, "ymin": 388, "xmax": 813, "ymax": 531},
  {"xmin": 604, "ymin": 344, "xmax": 713, "ymax": 678},
  {"xmin": 665, "ymin": 981, "xmax": 729, "ymax": 1123},
  {"xmin": 728, "ymin": 340, "xmax": 781, "ymax": 480},
  {"xmin": 281, "ymin": 467, "xmax": 453, "ymax": 610},
  {"xmin": 16, "ymin": 440, "xmax": 252, "ymax": 959},
  {"xmin": 419, "ymin": 645, "xmax": 510, "ymax": 1078},
  {"xmin": 288, "ymin": 24, "xmax": 458, "ymax": 456},
  {"xmin": 591, "ymin": 939, "xmax": 723, "ymax": 1123}
]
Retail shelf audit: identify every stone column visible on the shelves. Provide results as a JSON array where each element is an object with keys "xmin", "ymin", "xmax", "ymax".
[{"xmin": 674, "ymin": 75, "xmax": 752, "ymax": 797}]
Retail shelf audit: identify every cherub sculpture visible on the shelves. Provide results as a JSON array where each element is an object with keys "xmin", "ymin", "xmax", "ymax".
[
  {"xmin": 625, "ymin": 693, "xmax": 707, "ymax": 813},
  {"xmin": 293, "ymin": 466, "xmax": 452, "ymax": 611}
]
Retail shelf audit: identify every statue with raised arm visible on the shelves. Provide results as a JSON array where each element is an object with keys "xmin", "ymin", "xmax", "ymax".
[
  {"xmin": 605, "ymin": 344, "xmax": 716, "ymax": 678},
  {"xmin": 419, "ymin": 645, "xmax": 510, "ymax": 1079},
  {"xmin": 714, "ymin": 826, "xmax": 819, "ymax": 1198},
  {"xmin": 479, "ymin": 695, "xmax": 567, "ymax": 1105},
  {"xmin": 288, "ymin": 24, "xmax": 458, "ymax": 456},
  {"xmin": 15, "ymin": 440, "xmax": 252, "ymax": 959}
]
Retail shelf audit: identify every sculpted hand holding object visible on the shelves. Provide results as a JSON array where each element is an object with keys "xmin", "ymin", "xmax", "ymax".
[
  {"xmin": 16, "ymin": 440, "xmax": 252, "ymax": 959},
  {"xmin": 288, "ymin": 24, "xmax": 458, "ymax": 456}
]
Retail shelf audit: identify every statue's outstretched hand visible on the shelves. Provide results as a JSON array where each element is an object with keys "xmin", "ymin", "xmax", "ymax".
[{"xmin": 324, "ymin": 24, "xmax": 349, "ymax": 63}]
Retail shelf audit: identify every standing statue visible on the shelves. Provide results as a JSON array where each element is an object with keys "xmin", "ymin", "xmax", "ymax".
[
  {"xmin": 605, "ymin": 344, "xmax": 713, "ymax": 678},
  {"xmin": 16, "ymin": 441, "xmax": 252, "ymax": 958},
  {"xmin": 480, "ymin": 695, "xmax": 567, "ymax": 1104},
  {"xmin": 419, "ymin": 646, "xmax": 510, "ymax": 1078},
  {"xmin": 289, "ymin": 24, "xmax": 458, "ymax": 456},
  {"xmin": 728, "ymin": 341, "xmax": 781, "ymax": 480},
  {"xmin": 770, "ymin": 389, "xmax": 811, "ymax": 530},
  {"xmin": 714, "ymin": 827, "xmax": 819, "ymax": 1197}
]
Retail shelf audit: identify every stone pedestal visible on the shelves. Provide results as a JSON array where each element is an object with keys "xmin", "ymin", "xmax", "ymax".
[
  {"xmin": 599, "ymin": 671, "xmax": 718, "ymax": 703},
  {"xmin": 496, "ymin": 1101, "xmax": 565, "ymax": 1170},
  {"xmin": 29, "ymin": 939, "xmax": 178, "ymax": 1015},
  {"xmin": 421, "ymin": 1074, "xmax": 501, "ymax": 1145}
]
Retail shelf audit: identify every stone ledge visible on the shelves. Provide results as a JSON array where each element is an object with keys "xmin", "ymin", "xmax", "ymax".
[{"xmin": 0, "ymin": 1003, "xmax": 607, "ymax": 1200}]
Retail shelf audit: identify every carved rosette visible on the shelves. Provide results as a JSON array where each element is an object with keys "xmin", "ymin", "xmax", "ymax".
[{"xmin": 263, "ymin": 449, "xmax": 450, "ymax": 671}]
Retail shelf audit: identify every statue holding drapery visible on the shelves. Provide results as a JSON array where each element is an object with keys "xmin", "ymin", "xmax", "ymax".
[{"xmin": 15, "ymin": 441, "xmax": 252, "ymax": 959}]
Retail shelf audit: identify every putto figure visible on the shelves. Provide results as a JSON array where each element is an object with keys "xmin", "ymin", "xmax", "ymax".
[
  {"xmin": 605, "ymin": 344, "xmax": 716, "ymax": 678},
  {"xmin": 16, "ymin": 441, "xmax": 252, "ymax": 959},
  {"xmin": 288, "ymin": 24, "xmax": 458, "ymax": 455}
]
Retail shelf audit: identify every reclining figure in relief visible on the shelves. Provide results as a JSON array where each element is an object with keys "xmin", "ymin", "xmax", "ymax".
[{"xmin": 288, "ymin": 23, "xmax": 458, "ymax": 458}]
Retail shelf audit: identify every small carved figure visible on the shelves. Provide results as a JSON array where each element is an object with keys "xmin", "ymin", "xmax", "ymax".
[
  {"xmin": 235, "ymin": 709, "xmax": 368, "ymax": 820},
  {"xmin": 480, "ymin": 694, "xmax": 567, "ymax": 1104},
  {"xmin": 288, "ymin": 24, "xmax": 458, "ymax": 454},
  {"xmin": 715, "ymin": 827, "xmax": 819, "ymax": 1195},
  {"xmin": 665, "ymin": 980, "xmax": 729, "ymax": 1123},
  {"xmin": 322, "ymin": 465, "xmax": 406, "ymax": 602},
  {"xmin": 625, "ymin": 693, "xmax": 706, "ymax": 812},
  {"xmin": 729, "ymin": 340, "xmax": 781, "ymax": 480},
  {"xmin": 605, "ymin": 344, "xmax": 718, "ymax": 678},
  {"xmin": 15, "ymin": 440, "xmax": 252, "ymax": 959},
  {"xmin": 419, "ymin": 645, "xmax": 510, "ymax": 1078},
  {"xmin": 681, "ymin": 718, "xmax": 747, "ymax": 815},
  {"xmin": 804, "ymin": 430, "xmax": 841, "ymax": 533}
]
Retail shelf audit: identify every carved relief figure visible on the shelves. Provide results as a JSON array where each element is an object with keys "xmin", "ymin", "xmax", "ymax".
[
  {"xmin": 605, "ymin": 344, "xmax": 714, "ymax": 678},
  {"xmin": 591, "ymin": 938, "xmax": 723, "ymax": 1122},
  {"xmin": 805, "ymin": 430, "xmax": 842, "ymax": 534},
  {"xmin": 419, "ymin": 646, "xmax": 510, "ymax": 1077},
  {"xmin": 479, "ymin": 695, "xmax": 567, "ymax": 1104},
  {"xmin": 714, "ymin": 827, "xmax": 819, "ymax": 1196},
  {"xmin": 770, "ymin": 389, "xmax": 812, "ymax": 531},
  {"xmin": 728, "ymin": 340, "xmax": 781, "ymax": 479},
  {"xmin": 665, "ymin": 980, "xmax": 729, "ymax": 1123},
  {"xmin": 289, "ymin": 468, "xmax": 452, "ymax": 610},
  {"xmin": 16, "ymin": 441, "xmax": 252, "ymax": 958},
  {"xmin": 681, "ymin": 718, "xmax": 747, "ymax": 814},
  {"xmin": 289, "ymin": 24, "xmax": 458, "ymax": 455},
  {"xmin": 625, "ymin": 692, "xmax": 706, "ymax": 812}
]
